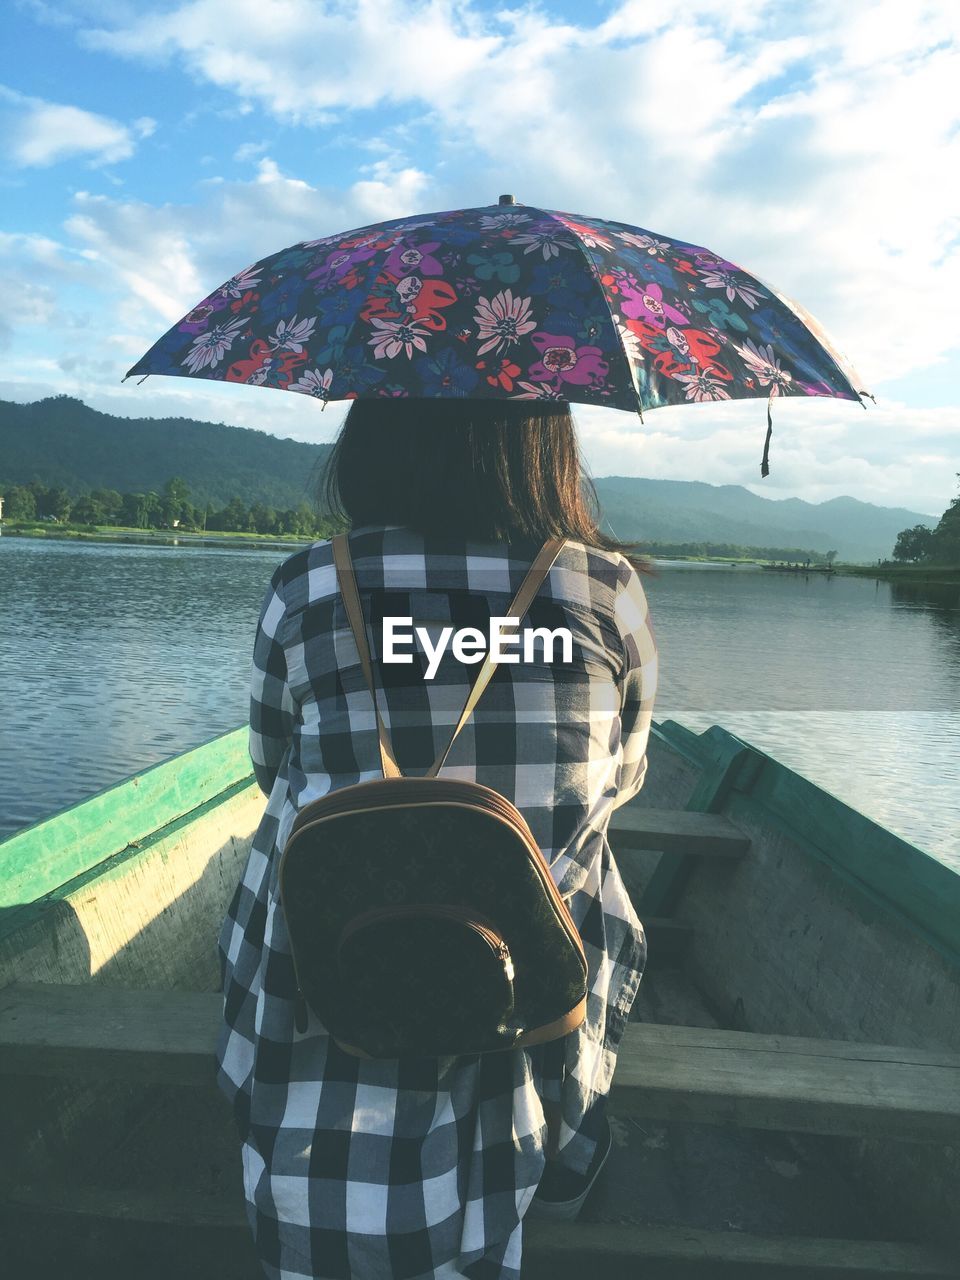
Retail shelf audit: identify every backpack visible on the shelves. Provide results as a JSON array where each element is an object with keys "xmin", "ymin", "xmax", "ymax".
[{"xmin": 279, "ymin": 533, "xmax": 588, "ymax": 1059}]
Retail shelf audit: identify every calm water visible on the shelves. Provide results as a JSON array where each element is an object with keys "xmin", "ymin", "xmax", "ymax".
[{"xmin": 1, "ymin": 537, "xmax": 958, "ymax": 867}]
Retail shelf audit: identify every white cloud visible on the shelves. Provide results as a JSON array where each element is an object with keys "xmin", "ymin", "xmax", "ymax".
[
  {"xmin": 83, "ymin": 0, "xmax": 500, "ymax": 120},
  {"xmin": 65, "ymin": 193, "xmax": 206, "ymax": 322},
  {"xmin": 0, "ymin": 230, "xmax": 80, "ymax": 271},
  {"xmin": 6, "ymin": 0, "xmax": 960, "ymax": 514},
  {"xmin": 0, "ymin": 85, "xmax": 153, "ymax": 167},
  {"xmin": 73, "ymin": 0, "xmax": 960, "ymax": 392},
  {"xmin": 0, "ymin": 277, "xmax": 59, "ymax": 326},
  {"xmin": 233, "ymin": 139, "xmax": 269, "ymax": 162},
  {"xmin": 0, "ymin": 230, "xmax": 93, "ymax": 339},
  {"xmin": 575, "ymin": 396, "xmax": 958, "ymax": 514},
  {"xmin": 350, "ymin": 160, "xmax": 430, "ymax": 221},
  {"xmin": 59, "ymin": 155, "xmax": 433, "ymax": 335}
]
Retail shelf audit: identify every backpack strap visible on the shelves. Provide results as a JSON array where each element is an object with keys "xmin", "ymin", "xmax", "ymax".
[
  {"xmin": 332, "ymin": 533, "xmax": 403, "ymax": 780},
  {"xmin": 332, "ymin": 534, "xmax": 566, "ymax": 781},
  {"xmin": 426, "ymin": 536, "xmax": 566, "ymax": 778}
]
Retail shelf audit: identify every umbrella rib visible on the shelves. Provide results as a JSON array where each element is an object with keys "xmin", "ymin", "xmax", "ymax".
[
  {"xmin": 541, "ymin": 208, "xmax": 645, "ymax": 422},
  {"xmin": 327, "ymin": 229, "xmax": 405, "ymax": 405}
]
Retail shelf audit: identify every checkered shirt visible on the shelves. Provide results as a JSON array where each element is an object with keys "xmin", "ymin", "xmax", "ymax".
[{"xmin": 216, "ymin": 526, "xmax": 657, "ymax": 1280}]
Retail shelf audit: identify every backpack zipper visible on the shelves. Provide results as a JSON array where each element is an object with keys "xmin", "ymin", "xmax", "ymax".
[
  {"xmin": 292, "ymin": 905, "xmax": 515, "ymax": 1035},
  {"xmin": 337, "ymin": 903, "xmax": 515, "ymax": 982}
]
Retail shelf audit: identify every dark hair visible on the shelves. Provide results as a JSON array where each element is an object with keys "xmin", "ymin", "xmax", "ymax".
[{"xmin": 321, "ymin": 398, "xmax": 649, "ymax": 569}]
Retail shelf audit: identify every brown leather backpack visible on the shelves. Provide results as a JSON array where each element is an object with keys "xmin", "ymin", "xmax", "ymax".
[{"xmin": 279, "ymin": 534, "xmax": 587, "ymax": 1059}]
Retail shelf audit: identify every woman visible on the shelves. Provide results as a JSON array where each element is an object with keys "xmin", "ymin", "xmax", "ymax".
[{"xmin": 216, "ymin": 398, "xmax": 657, "ymax": 1280}]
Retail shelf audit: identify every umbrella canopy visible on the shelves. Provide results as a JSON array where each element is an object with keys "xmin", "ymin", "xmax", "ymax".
[{"xmin": 126, "ymin": 197, "xmax": 871, "ymax": 475}]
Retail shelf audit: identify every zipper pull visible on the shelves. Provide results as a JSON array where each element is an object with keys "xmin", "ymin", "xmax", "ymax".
[{"xmin": 499, "ymin": 943, "xmax": 515, "ymax": 983}]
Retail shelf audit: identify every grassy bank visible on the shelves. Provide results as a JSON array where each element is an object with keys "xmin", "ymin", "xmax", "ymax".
[
  {"xmin": 646, "ymin": 553, "xmax": 760, "ymax": 564},
  {"xmin": 0, "ymin": 527, "xmax": 827, "ymax": 565},
  {"xmin": 0, "ymin": 521, "xmax": 320, "ymax": 549},
  {"xmin": 648, "ymin": 554, "xmax": 832, "ymax": 568}
]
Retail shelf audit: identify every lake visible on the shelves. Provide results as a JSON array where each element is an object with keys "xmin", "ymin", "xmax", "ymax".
[{"xmin": 1, "ymin": 536, "xmax": 958, "ymax": 868}]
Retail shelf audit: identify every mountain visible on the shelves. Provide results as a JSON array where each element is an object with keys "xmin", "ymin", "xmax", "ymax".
[
  {"xmin": 0, "ymin": 395, "xmax": 330, "ymax": 510},
  {"xmin": 0, "ymin": 397, "xmax": 937, "ymax": 561},
  {"xmin": 594, "ymin": 477, "xmax": 937, "ymax": 563}
]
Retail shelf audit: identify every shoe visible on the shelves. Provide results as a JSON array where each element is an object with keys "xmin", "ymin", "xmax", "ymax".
[{"xmin": 527, "ymin": 1118, "xmax": 612, "ymax": 1221}]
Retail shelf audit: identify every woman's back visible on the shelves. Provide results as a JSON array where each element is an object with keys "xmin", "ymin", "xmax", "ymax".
[
  {"xmin": 250, "ymin": 526, "xmax": 656, "ymax": 898},
  {"xmin": 219, "ymin": 400, "xmax": 658, "ymax": 1280}
]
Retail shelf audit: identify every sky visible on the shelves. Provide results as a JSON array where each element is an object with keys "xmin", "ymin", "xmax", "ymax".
[{"xmin": 2, "ymin": 0, "xmax": 958, "ymax": 516}]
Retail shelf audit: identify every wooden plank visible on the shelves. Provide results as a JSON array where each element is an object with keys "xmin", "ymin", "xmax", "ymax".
[
  {"xmin": 611, "ymin": 1035, "xmax": 960, "ymax": 1144},
  {"xmin": 6, "ymin": 1181, "xmax": 245, "ymax": 1230},
  {"xmin": 4, "ymin": 1185, "xmax": 957, "ymax": 1278},
  {"xmin": 609, "ymin": 807, "xmax": 750, "ymax": 857},
  {"xmin": 629, "ymin": 1022, "xmax": 960, "ymax": 1069},
  {"xmin": 638, "ymin": 745, "xmax": 762, "ymax": 916},
  {"xmin": 4, "ymin": 985, "xmax": 960, "ymax": 1144},
  {"xmin": 526, "ymin": 1223, "xmax": 960, "ymax": 1279},
  {"xmin": 0, "ymin": 984, "xmax": 221, "ymax": 1087},
  {"xmin": 0, "ymin": 727, "xmax": 254, "ymax": 910}
]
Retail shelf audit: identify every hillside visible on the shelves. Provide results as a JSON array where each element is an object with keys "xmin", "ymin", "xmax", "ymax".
[
  {"xmin": 593, "ymin": 477, "xmax": 936, "ymax": 563},
  {"xmin": 0, "ymin": 397, "xmax": 937, "ymax": 561},
  {"xmin": 0, "ymin": 396, "xmax": 330, "ymax": 509}
]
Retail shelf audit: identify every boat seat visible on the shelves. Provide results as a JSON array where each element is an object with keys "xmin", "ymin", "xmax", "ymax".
[
  {"xmin": 608, "ymin": 806, "xmax": 750, "ymax": 857},
  {"xmin": 3, "ymin": 982, "xmax": 959, "ymax": 1145},
  {"xmin": 608, "ymin": 803, "xmax": 751, "ymax": 917},
  {"xmin": 3, "ymin": 1184, "xmax": 957, "ymax": 1280}
]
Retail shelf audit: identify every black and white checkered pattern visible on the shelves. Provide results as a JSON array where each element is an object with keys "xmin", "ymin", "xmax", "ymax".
[{"xmin": 217, "ymin": 526, "xmax": 657, "ymax": 1279}]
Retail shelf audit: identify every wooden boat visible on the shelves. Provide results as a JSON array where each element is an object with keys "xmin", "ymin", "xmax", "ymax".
[
  {"xmin": 1, "ymin": 721, "xmax": 959, "ymax": 1279},
  {"xmin": 760, "ymin": 564, "xmax": 837, "ymax": 574}
]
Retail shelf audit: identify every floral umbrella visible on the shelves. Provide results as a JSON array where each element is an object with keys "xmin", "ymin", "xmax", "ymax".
[{"xmin": 126, "ymin": 197, "xmax": 872, "ymax": 475}]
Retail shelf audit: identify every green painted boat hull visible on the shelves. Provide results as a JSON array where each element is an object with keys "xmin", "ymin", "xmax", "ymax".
[{"xmin": 1, "ymin": 721, "xmax": 958, "ymax": 1272}]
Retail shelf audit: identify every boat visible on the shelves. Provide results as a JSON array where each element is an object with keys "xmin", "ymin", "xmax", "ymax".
[
  {"xmin": 1, "ymin": 720, "xmax": 959, "ymax": 1279},
  {"xmin": 760, "ymin": 563, "xmax": 837, "ymax": 574}
]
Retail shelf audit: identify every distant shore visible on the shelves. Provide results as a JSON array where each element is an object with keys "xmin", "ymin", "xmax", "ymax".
[
  {"xmin": 3, "ymin": 523, "xmax": 957, "ymax": 583},
  {"xmin": 0, "ymin": 525, "xmax": 824, "ymax": 565},
  {"xmin": 0, "ymin": 522, "xmax": 315, "ymax": 551}
]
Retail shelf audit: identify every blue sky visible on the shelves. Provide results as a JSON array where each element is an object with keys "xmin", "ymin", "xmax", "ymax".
[{"xmin": 2, "ymin": 0, "xmax": 958, "ymax": 514}]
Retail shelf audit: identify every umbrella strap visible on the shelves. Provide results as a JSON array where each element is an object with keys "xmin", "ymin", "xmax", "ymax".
[{"xmin": 761, "ymin": 395, "xmax": 774, "ymax": 479}]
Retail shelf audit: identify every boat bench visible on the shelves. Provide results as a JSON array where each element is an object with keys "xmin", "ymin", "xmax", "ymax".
[
  {"xmin": 608, "ymin": 803, "xmax": 751, "ymax": 927},
  {"xmin": 3, "ymin": 982, "xmax": 960, "ymax": 1145},
  {"xmin": 4, "ymin": 984, "xmax": 960, "ymax": 1277},
  {"xmin": 608, "ymin": 805, "xmax": 751, "ymax": 859}
]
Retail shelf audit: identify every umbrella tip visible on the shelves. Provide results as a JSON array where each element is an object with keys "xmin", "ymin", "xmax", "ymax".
[{"xmin": 498, "ymin": 194, "xmax": 516, "ymax": 205}]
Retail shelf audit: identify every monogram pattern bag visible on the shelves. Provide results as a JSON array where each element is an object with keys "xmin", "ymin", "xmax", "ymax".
[{"xmin": 279, "ymin": 535, "xmax": 588, "ymax": 1059}]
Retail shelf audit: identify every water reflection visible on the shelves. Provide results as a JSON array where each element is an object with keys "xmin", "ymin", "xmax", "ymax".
[
  {"xmin": 0, "ymin": 538, "xmax": 283, "ymax": 836},
  {"xmin": 644, "ymin": 569, "xmax": 960, "ymax": 714},
  {"xmin": 888, "ymin": 581, "xmax": 960, "ymax": 677}
]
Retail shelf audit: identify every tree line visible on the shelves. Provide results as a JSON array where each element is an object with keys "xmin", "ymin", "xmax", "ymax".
[
  {"xmin": 633, "ymin": 541, "xmax": 838, "ymax": 564},
  {"xmin": 10, "ymin": 471, "xmax": 954, "ymax": 566},
  {"xmin": 0, "ymin": 481, "xmax": 839, "ymax": 564},
  {"xmin": 892, "ymin": 475, "xmax": 960, "ymax": 564},
  {"xmin": 0, "ymin": 477, "xmax": 341, "ymax": 539}
]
